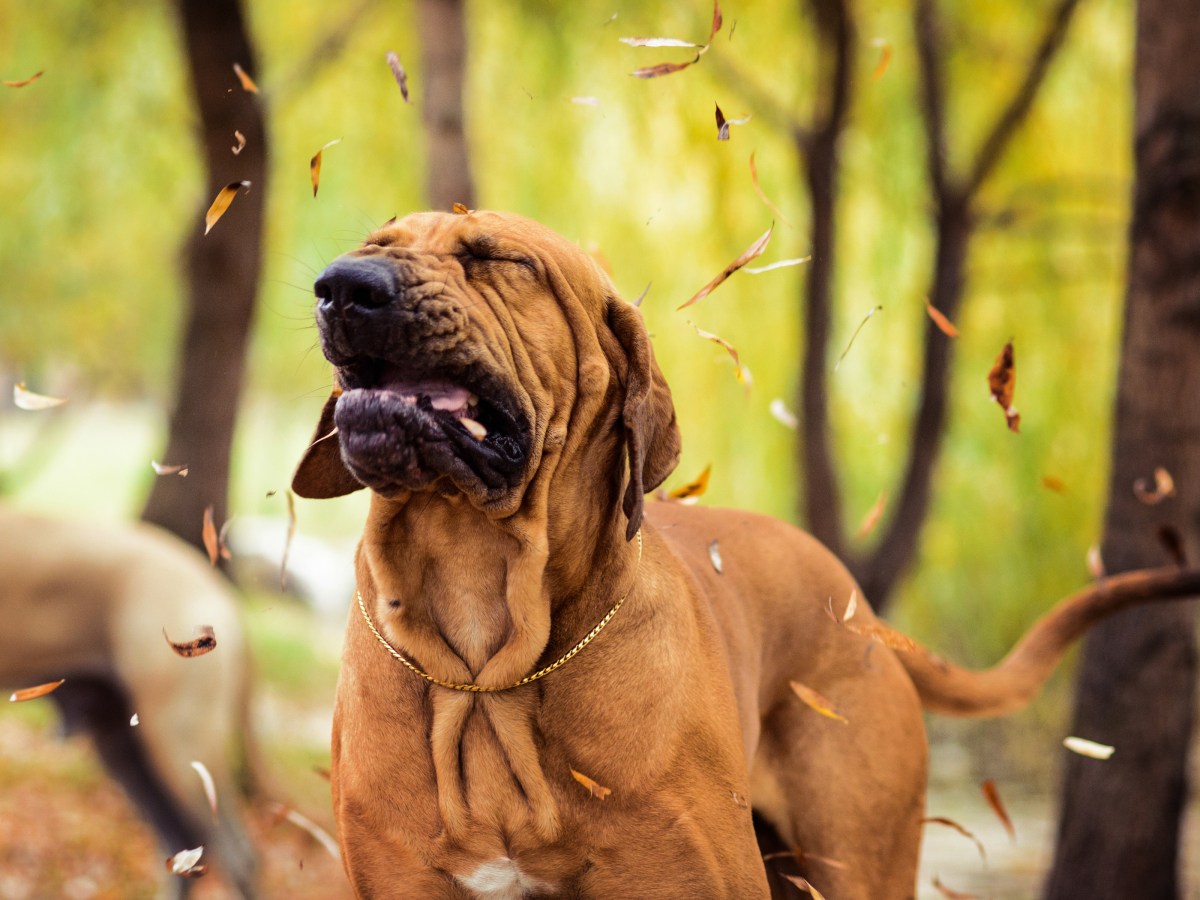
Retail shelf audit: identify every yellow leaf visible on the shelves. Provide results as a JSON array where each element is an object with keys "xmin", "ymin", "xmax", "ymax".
[
  {"xmin": 668, "ymin": 464, "xmax": 712, "ymax": 501},
  {"xmin": 789, "ymin": 680, "xmax": 848, "ymax": 724},
  {"xmin": 870, "ymin": 38, "xmax": 893, "ymax": 80},
  {"xmin": 10, "ymin": 679, "xmax": 65, "ymax": 702},
  {"xmin": 925, "ymin": 302, "xmax": 959, "ymax": 338},
  {"xmin": 570, "ymin": 768, "xmax": 612, "ymax": 800},
  {"xmin": 204, "ymin": 181, "xmax": 250, "ymax": 235},
  {"xmin": 4, "ymin": 71, "xmax": 44, "ymax": 88},
  {"xmin": 856, "ymin": 491, "xmax": 887, "ymax": 539},
  {"xmin": 309, "ymin": 138, "xmax": 342, "ymax": 197},
  {"xmin": 232, "ymin": 62, "xmax": 258, "ymax": 93}
]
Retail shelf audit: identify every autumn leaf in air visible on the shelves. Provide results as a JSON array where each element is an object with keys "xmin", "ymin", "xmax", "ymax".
[
  {"xmin": 232, "ymin": 63, "xmax": 258, "ymax": 93},
  {"xmin": 678, "ymin": 224, "xmax": 773, "ymax": 310},
  {"xmin": 204, "ymin": 181, "xmax": 251, "ymax": 235},
  {"xmin": 151, "ymin": 460, "xmax": 189, "ymax": 477},
  {"xmin": 1133, "ymin": 466, "xmax": 1175, "ymax": 505},
  {"xmin": 713, "ymin": 103, "xmax": 750, "ymax": 141},
  {"xmin": 931, "ymin": 875, "xmax": 980, "ymax": 900},
  {"xmin": 163, "ymin": 625, "xmax": 217, "ymax": 658},
  {"xmin": 749, "ymin": 152, "xmax": 788, "ymax": 223},
  {"xmin": 166, "ymin": 847, "xmax": 208, "ymax": 879},
  {"xmin": 668, "ymin": 464, "xmax": 712, "ymax": 502},
  {"xmin": 191, "ymin": 761, "xmax": 218, "ymax": 821},
  {"xmin": 871, "ymin": 38, "xmax": 893, "ymax": 80},
  {"xmin": 13, "ymin": 382, "xmax": 66, "ymax": 410},
  {"xmin": 202, "ymin": 505, "xmax": 220, "ymax": 565},
  {"xmin": 987, "ymin": 340, "xmax": 1020, "ymax": 432},
  {"xmin": 386, "ymin": 52, "xmax": 411, "ymax": 102},
  {"xmin": 783, "ymin": 875, "xmax": 827, "ymax": 900},
  {"xmin": 231, "ymin": 130, "xmax": 246, "ymax": 155},
  {"xmin": 708, "ymin": 539, "xmax": 723, "ymax": 573},
  {"xmin": 744, "ymin": 257, "xmax": 810, "ymax": 275},
  {"xmin": 281, "ymin": 489, "xmax": 297, "ymax": 591},
  {"xmin": 270, "ymin": 803, "xmax": 341, "ymax": 860},
  {"xmin": 925, "ymin": 302, "xmax": 958, "ymax": 338},
  {"xmin": 833, "ymin": 306, "xmax": 883, "ymax": 372},
  {"xmin": 842, "ymin": 590, "xmax": 858, "ymax": 623},
  {"xmin": 1063, "ymin": 736, "xmax": 1115, "ymax": 760},
  {"xmin": 1041, "ymin": 475, "xmax": 1066, "ymax": 493},
  {"xmin": 922, "ymin": 817, "xmax": 987, "ymax": 864},
  {"xmin": 4, "ymin": 71, "xmax": 44, "ymax": 88},
  {"xmin": 310, "ymin": 138, "xmax": 342, "ymax": 197},
  {"xmin": 10, "ymin": 679, "xmax": 65, "ymax": 703},
  {"xmin": 688, "ymin": 321, "xmax": 752, "ymax": 387},
  {"xmin": 789, "ymin": 680, "xmax": 848, "ymax": 724},
  {"xmin": 452, "ymin": 202, "xmax": 472, "ymax": 214},
  {"xmin": 856, "ymin": 491, "xmax": 887, "ymax": 539},
  {"xmin": 570, "ymin": 768, "xmax": 612, "ymax": 800},
  {"xmin": 626, "ymin": 1, "xmax": 723, "ymax": 78},
  {"xmin": 769, "ymin": 398, "xmax": 798, "ymax": 430},
  {"xmin": 980, "ymin": 778, "xmax": 1015, "ymax": 842}
]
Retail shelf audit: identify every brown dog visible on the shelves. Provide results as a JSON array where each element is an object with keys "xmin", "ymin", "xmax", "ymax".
[{"xmin": 293, "ymin": 210, "xmax": 1199, "ymax": 898}]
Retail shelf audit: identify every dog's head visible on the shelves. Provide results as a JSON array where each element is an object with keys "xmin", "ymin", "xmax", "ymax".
[{"xmin": 293, "ymin": 210, "xmax": 680, "ymax": 538}]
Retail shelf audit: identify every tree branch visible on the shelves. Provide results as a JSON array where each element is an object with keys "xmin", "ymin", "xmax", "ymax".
[{"xmin": 913, "ymin": 0, "xmax": 950, "ymax": 203}]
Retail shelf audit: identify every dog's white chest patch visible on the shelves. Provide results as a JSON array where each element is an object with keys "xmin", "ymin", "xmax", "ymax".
[{"xmin": 457, "ymin": 857, "xmax": 548, "ymax": 899}]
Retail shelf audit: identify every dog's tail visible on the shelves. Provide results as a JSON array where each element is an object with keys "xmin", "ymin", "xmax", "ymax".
[{"xmin": 892, "ymin": 566, "xmax": 1200, "ymax": 718}]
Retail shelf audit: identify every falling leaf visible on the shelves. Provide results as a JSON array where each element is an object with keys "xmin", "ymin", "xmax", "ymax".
[
  {"xmin": 620, "ymin": 36, "xmax": 705, "ymax": 48},
  {"xmin": 922, "ymin": 817, "xmax": 987, "ymax": 864},
  {"xmin": 856, "ymin": 491, "xmax": 887, "ymax": 539},
  {"xmin": 452, "ymin": 202, "xmax": 472, "ymax": 214},
  {"xmin": 931, "ymin": 875, "xmax": 980, "ymax": 900},
  {"xmin": 925, "ymin": 302, "xmax": 959, "ymax": 338},
  {"xmin": 749, "ymin": 152, "xmax": 788, "ymax": 224},
  {"xmin": 570, "ymin": 96, "xmax": 600, "ymax": 106},
  {"xmin": 309, "ymin": 138, "xmax": 342, "ymax": 198},
  {"xmin": 13, "ymin": 382, "xmax": 67, "ymax": 410},
  {"xmin": 166, "ymin": 847, "xmax": 207, "ymax": 878},
  {"xmin": 744, "ymin": 256, "xmax": 810, "ymax": 274},
  {"xmin": 217, "ymin": 518, "xmax": 233, "ymax": 561},
  {"xmin": 4, "ymin": 71, "xmax": 44, "ymax": 88},
  {"xmin": 151, "ymin": 461, "xmax": 189, "ymax": 477},
  {"xmin": 313, "ymin": 765, "xmax": 331, "ymax": 781},
  {"xmin": 870, "ymin": 38, "xmax": 893, "ymax": 80},
  {"xmin": 769, "ymin": 398, "xmax": 798, "ymax": 430},
  {"xmin": 232, "ymin": 63, "xmax": 258, "ymax": 93},
  {"xmin": 202, "ymin": 506, "xmax": 219, "ymax": 566},
  {"xmin": 280, "ymin": 490, "xmax": 297, "ymax": 592},
  {"xmin": 708, "ymin": 539, "xmax": 723, "ymax": 573},
  {"xmin": 1063, "ymin": 736, "xmax": 1115, "ymax": 760},
  {"xmin": 678, "ymin": 224, "xmax": 773, "ymax": 310},
  {"xmin": 270, "ymin": 803, "xmax": 340, "ymax": 860},
  {"xmin": 633, "ymin": 283, "xmax": 651, "ymax": 307},
  {"xmin": 385, "ymin": 52, "xmax": 410, "ymax": 102},
  {"xmin": 987, "ymin": 340, "xmax": 1020, "ymax": 432},
  {"xmin": 1157, "ymin": 524, "xmax": 1187, "ymax": 566},
  {"xmin": 231, "ymin": 130, "xmax": 246, "ymax": 155},
  {"xmin": 713, "ymin": 103, "xmax": 751, "ymax": 141},
  {"xmin": 1042, "ymin": 475, "xmax": 1066, "ymax": 493},
  {"xmin": 668, "ymin": 464, "xmax": 712, "ymax": 501},
  {"xmin": 789, "ymin": 681, "xmax": 848, "ymax": 724},
  {"xmin": 783, "ymin": 875, "xmax": 827, "ymax": 900},
  {"xmin": 843, "ymin": 590, "xmax": 858, "ymax": 623},
  {"xmin": 631, "ymin": 58, "xmax": 700, "ymax": 78},
  {"xmin": 980, "ymin": 779, "xmax": 1015, "ymax": 842},
  {"xmin": 1133, "ymin": 466, "xmax": 1176, "ymax": 505},
  {"xmin": 130, "ymin": 713, "xmax": 140, "ymax": 727},
  {"xmin": 570, "ymin": 768, "xmax": 612, "ymax": 800},
  {"xmin": 9, "ymin": 679, "xmax": 65, "ymax": 703},
  {"xmin": 688, "ymin": 321, "xmax": 751, "ymax": 386},
  {"xmin": 163, "ymin": 625, "xmax": 217, "ymax": 658},
  {"xmin": 461, "ymin": 417, "xmax": 488, "ymax": 440},
  {"xmin": 833, "ymin": 306, "xmax": 883, "ymax": 372},
  {"xmin": 204, "ymin": 181, "xmax": 251, "ymax": 235},
  {"xmin": 1086, "ymin": 544, "xmax": 1105, "ymax": 579},
  {"xmin": 191, "ymin": 761, "xmax": 218, "ymax": 821},
  {"xmin": 626, "ymin": 1, "xmax": 722, "ymax": 78}
]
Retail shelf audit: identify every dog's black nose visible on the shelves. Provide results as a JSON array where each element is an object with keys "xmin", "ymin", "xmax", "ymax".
[{"xmin": 314, "ymin": 256, "xmax": 398, "ymax": 312}]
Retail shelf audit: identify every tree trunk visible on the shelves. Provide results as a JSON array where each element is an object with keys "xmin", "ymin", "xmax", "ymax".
[
  {"xmin": 142, "ymin": 0, "xmax": 267, "ymax": 553},
  {"xmin": 1045, "ymin": 0, "xmax": 1200, "ymax": 893},
  {"xmin": 417, "ymin": 0, "xmax": 475, "ymax": 210}
]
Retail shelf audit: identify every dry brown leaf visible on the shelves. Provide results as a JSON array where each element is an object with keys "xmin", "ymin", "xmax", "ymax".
[
  {"xmin": 570, "ymin": 768, "xmax": 612, "ymax": 800},
  {"xmin": 309, "ymin": 138, "xmax": 342, "ymax": 197},
  {"xmin": 789, "ymin": 681, "xmax": 848, "ymax": 724},
  {"xmin": 4, "ymin": 71, "xmax": 44, "ymax": 88},
  {"xmin": 980, "ymin": 778, "xmax": 1015, "ymax": 842},
  {"xmin": 385, "ymin": 52, "xmax": 411, "ymax": 102},
  {"xmin": 281, "ymin": 490, "xmax": 297, "ymax": 592},
  {"xmin": 452, "ymin": 202, "xmax": 472, "ymax": 214},
  {"xmin": 1133, "ymin": 466, "xmax": 1176, "ymax": 505},
  {"xmin": 833, "ymin": 305, "xmax": 883, "ymax": 372},
  {"xmin": 1063, "ymin": 736, "xmax": 1115, "ymax": 760},
  {"xmin": 688, "ymin": 321, "xmax": 751, "ymax": 386},
  {"xmin": 749, "ymin": 152, "xmax": 788, "ymax": 224},
  {"xmin": 925, "ymin": 302, "xmax": 959, "ymax": 338},
  {"xmin": 678, "ymin": 224, "xmax": 773, "ymax": 310},
  {"xmin": 231, "ymin": 130, "xmax": 246, "ymax": 155},
  {"xmin": 9, "ymin": 679, "xmax": 65, "ymax": 703},
  {"xmin": 713, "ymin": 103, "xmax": 750, "ymax": 140},
  {"xmin": 190, "ymin": 761, "xmax": 218, "ymax": 821},
  {"xmin": 668, "ymin": 464, "xmax": 712, "ymax": 501},
  {"xmin": 151, "ymin": 461, "xmax": 189, "ymax": 477},
  {"xmin": 987, "ymin": 340, "xmax": 1020, "ymax": 432},
  {"xmin": 1042, "ymin": 475, "xmax": 1066, "ymax": 493},
  {"xmin": 743, "ymin": 257, "xmax": 810, "ymax": 274},
  {"xmin": 626, "ymin": 1, "xmax": 722, "ymax": 78},
  {"xmin": 856, "ymin": 491, "xmax": 887, "ymax": 539},
  {"xmin": 783, "ymin": 875, "xmax": 827, "ymax": 900},
  {"xmin": 461, "ymin": 417, "xmax": 488, "ymax": 441},
  {"xmin": 163, "ymin": 625, "xmax": 217, "ymax": 658},
  {"xmin": 202, "ymin": 505, "xmax": 219, "ymax": 566},
  {"xmin": 769, "ymin": 398, "xmax": 798, "ymax": 430},
  {"xmin": 871, "ymin": 38, "xmax": 893, "ymax": 80},
  {"xmin": 708, "ymin": 539, "xmax": 723, "ymax": 573},
  {"xmin": 922, "ymin": 816, "xmax": 987, "ymax": 864},
  {"xmin": 931, "ymin": 875, "xmax": 980, "ymax": 900},
  {"xmin": 631, "ymin": 58, "xmax": 700, "ymax": 78},
  {"xmin": 13, "ymin": 382, "xmax": 67, "ymax": 410},
  {"xmin": 232, "ymin": 63, "xmax": 258, "ymax": 93},
  {"xmin": 204, "ymin": 181, "xmax": 250, "ymax": 235},
  {"xmin": 166, "ymin": 846, "xmax": 207, "ymax": 878}
]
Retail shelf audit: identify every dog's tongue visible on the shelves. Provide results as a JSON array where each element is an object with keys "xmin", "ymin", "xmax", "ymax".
[{"xmin": 383, "ymin": 378, "xmax": 473, "ymax": 413}]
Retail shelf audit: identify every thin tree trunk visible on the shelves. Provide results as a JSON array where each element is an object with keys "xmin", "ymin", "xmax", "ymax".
[
  {"xmin": 417, "ymin": 0, "xmax": 475, "ymax": 209},
  {"xmin": 1045, "ymin": 0, "xmax": 1200, "ymax": 893},
  {"xmin": 142, "ymin": 0, "xmax": 267, "ymax": 552}
]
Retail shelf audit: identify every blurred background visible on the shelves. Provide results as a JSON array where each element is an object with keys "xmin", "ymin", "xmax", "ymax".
[{"xmin": 0, "ymin": 0, "xmax": 1195, "ymax": 897}]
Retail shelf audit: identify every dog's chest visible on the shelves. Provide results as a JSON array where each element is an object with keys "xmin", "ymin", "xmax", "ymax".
[{"xmin": 457, "ymin": 856, "xmax": 552, "ymax": 899}]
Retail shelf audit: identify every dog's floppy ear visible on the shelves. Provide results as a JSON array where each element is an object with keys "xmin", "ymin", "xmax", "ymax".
[
  {"xmin": 292, "ymin": 391, "xmax": 364, "ymax": 499},
  {"xmin": 606, "ymin": 297, "xmax": 682, "ymax": 540}
]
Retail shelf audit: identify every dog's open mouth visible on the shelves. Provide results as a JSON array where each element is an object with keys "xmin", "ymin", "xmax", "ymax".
[{"xmin": 332, "ymin": 358, "xmax": 530, "ymax": 498}]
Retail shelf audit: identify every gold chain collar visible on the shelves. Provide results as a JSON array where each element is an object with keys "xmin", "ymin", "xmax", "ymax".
[{"xmin": 356, "ymin": 529, "xmax": 643, "ymax": 693}]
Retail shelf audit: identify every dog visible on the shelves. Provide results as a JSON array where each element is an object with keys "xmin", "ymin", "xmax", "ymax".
[
  {"xmin": 292, "ymin": 210, "xmax": 1200, "ymax": 898},
  {"xmin": 0, "ymin": 509, "xmax": 258, "ymax": 899}
]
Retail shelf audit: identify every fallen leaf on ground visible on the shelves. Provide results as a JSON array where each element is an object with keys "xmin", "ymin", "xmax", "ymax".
[
  {"xmin": 668, "ymin": 464, "xmax": 712, "ymax": 501},
  {"xmin": 925, "ymin": 302, "xmax": 958, "ymax": 338},
  {"xmin": 980, "ymin": 778, "xmax": 1015, "ymax": 842},
  {"xmin": 833, "ymin": 306, "xmax": 882, "ymax": 372},
  {"xmin": 232, "ymin": 63, "xmax": 258, "ymax": 93},
  {"xmin": 163, "ymin": 625, "xmax": 217, "ymax": 658},
  {"xmin": 166, "ymin": 846, "xmax": 207, "ymax": 878},
  {"xmin": 749, "ymin": 152, "xmax": 788, "ymax": 223},
  {"xmin": 789, "ymin": 681, "xmax": 848, "ymax": 724},
  {"xmin": 987, "ymin": 340, "xmax": 1020, "ymax": 432},
  {"xmin": 856, "ymin": 491, "xmax": 887, "ymax": 539},
  {"xmin": 922, "ymin": 816, "xmax": 987, "ymax": 863},
  {"xmin": 708, "ymin": 539, "xmax": 723, "ymax": 573},
  {"xmin": 191, "ymin": 761, "xmax": 218, "ymax": 821},
  {"xmin": 4, "ymin": 71, "xmax": 44, "ymax": 88},
  {"xmin": 13, "ymin": 382, "xmax": 67, "ymax": 410},
  {"xmin": 10, "ymin": 679, "xmax": 65, "ymax": 703},
  {"xmin": 678, "ymin": 224, "xmax": 773, "ymax": 310},
  {"xmin": 231, "ymin": 130, "xmax": 246, "ymax": 155},
  {"xmin": 871, "ymin": 38, "xmax": 893, "ymax": 80},
  {"xmin": 783, "ymin": 875, "xmax": 827, "ymax": 900},
  {"xmin": 1133, "ymin": 467, "xmax": 1175, "ymax": 505},
  {"xmin": 769, "ymin": 398, "xmax": 798, "ymax": 430},
  {"xmin": 1063, "ymin": 736, "xmax": 1115, "ymax": 760},
  {"xmin": 570, "ymin": 768, "xmax": 612, "ymax": 800},
  {"xmin": 744, "ymin": 256, "xmax": 810, "ymax": 274},
  {"xmin": 385, "ymin": 52, "xmax": 410, "ymax": 102},
  {"xmin": 688, "ymin": 321, "xmax": 751, "ymax": 387},
  {"xmin": 204, "ymin": 181, "xmax": 251, "ymax": 235},
  {"xmin": 151, "ymin": 461, "xmax": 189, "ymax": 477},
  {"xmin": 309, "ymin": 138, "xmax": 342, "ymax": 197},
  {"xmin": 931, "ymin": 875, "xmax": 980, "ymax": 899}
]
